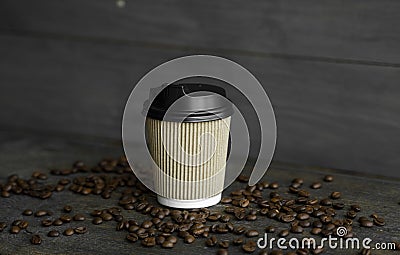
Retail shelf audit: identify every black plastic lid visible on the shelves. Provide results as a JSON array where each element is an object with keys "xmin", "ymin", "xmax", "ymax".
[{"xmin": 143, "ymin": 83, "xmax": 233, "ymax": 123}]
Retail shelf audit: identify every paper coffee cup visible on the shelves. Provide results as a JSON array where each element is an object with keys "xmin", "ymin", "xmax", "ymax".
[{"xmin": 144, "ymin": 83, "xmax": 233, "ymax": 208}]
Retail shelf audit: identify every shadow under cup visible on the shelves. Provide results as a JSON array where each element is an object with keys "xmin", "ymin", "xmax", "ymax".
[{"xmin": 144, "ymin": 83, "xmax": 233, "ymax": 208}]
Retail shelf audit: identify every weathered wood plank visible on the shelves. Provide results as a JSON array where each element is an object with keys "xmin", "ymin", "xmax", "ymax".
[
  {"xmin": 1, "ymin": 34, "xmax": 400, "ymax": 178},
  {"xmin": 0, "ymin": 131, "xmax": 399, "ymax": 254},
  {"xmin": 0, "ymin": 0, "xmax": 400, "ymax": 63}
]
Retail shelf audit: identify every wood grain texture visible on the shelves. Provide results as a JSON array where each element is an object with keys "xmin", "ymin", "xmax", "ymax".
[
  {"xmin": 0, "ymin": 0, "xmax": 400, "ymax": 64},
  {"xmin": 0, "ymin": 34, "xmax": 400, "ymax": 178},
  {"xmin": 0, "ymin": 131, "xmax": 399, "ymax": 254}
]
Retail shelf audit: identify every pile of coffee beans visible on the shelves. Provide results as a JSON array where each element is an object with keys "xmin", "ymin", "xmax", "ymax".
[{"xmin": 0, "ymin": 156, "xmax": 397, "ymax": 255}]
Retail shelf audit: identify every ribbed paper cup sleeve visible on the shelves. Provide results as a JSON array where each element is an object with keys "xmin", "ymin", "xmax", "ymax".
[{"xmin": 145, "ymin": 117, "xmax": 231, "ymax": 201}]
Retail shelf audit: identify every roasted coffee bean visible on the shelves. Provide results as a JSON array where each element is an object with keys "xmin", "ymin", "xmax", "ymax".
[
  {"xmin": 0, "ymin": 222, "xmax": 7, "ymax": 232},
  {"xmin": 206, "ymin": 236, "xmax": 218, "ymax": 247},
  {"xmin": 208, "ymin": 213, "xmax": 222, "ymax": 221},
  {"xmin": 1, "ymin": 191, "xmax": 10, "ymax": 198},
  {"xmin": 233, "ymin": 226, "xmax": 246, "ymax": 235},
  {"xmin": 299, "ymin": 220, "xmax": 311, "ymax": 228},
  {"xmin": 184, "ymin": 234, "xmax": 195, "ymax": 244},
  {"xmin": 161, "ymin": 240, "xmax": 174, "ymax": 248},
  {"xmin": 259, "ymin": 250, "xmax": 268, "ymax": 255},
  {"xmin": 245, "ymin": 229, "xmax": 259, "ymax": 237},
  {"xmin": 360, "ymin": 219, "xmax": 374, "ymax": 228},
  {"xmin": 237, "ymin": 174, "xmax": 249, "ymax": 182},
  {"xmin": 219, "ymin": 240, "xmax": 229, "ymax": 249},
  {"xmin": 156, "ymin": 235, "xmax": 166, "ymax": 245},
  {"xmin": 330, "ymin": 192, "xmax": 341, "ymax": 199},
  {"xmin": 235, "ymin": 210, "xmax": 246, "ymax": 220},
  {"xmin": 220, "ymin": 215, "xmax": 230, "ymax": 223},
  {"xmin": 323, "ymin": 175, "xmax": 334, "ymax": 182},
  {"xmin": 320, "ymin": 198, "xmax": 332, "ymax": 206},
  {"xmin": 18, "ymin": 220, "xmax": 29, "ymax": 229},
  {"xmin": 73, "ymin": 214, "xmax": 85, "ymax": 221},
  {"xmin": 269, "ymin": 182, "xmax": 279, "ymax": 189},
  {"xmin": 298, "ymin": 190, "xmax": 310, "ymax": 198},
  {"xmin": 296, "ymin": 249, "xmax": 308, "ymax": 255},
  {"xmin": 373, "ymin": 217, "xmax": 385, "ymax": 226},
  {"xmin": 325, "ymin": 223, "xmax": 336, "ymax": 231},
  {"xmin": 90, "ymin": 210, "xmax": 102, "ymax": 217},
  {"xmin": 346, "ymin": 210, "xmax": 357, "ymax": 219},
  {"xmin": 48, "ymin": 230, "xmax": 60, "ymax": 237},
  {"xmin": 221, "ymin": 197, "xmax": 232, "ymax": 204},
  {"xmin": 246, "ymin": 214, "xmax": 257, "ymax": 221},
  {"xmin": 141, "ymin": 220, "xmax": 153, "ymax": 229},
  {"xmin": 262, "ymin": 226, "xmax": 275, "ymax": 235},
  {"xmin": 351, "ymin": 204, "xmax": 361, "ymax": 212},
  {"xmin": 30, "ymin": 234, "xmax": 42, "ymax": 245},
  {"xmin": 281, "ymin": 214, "xmax": 295, "ymax": 223},
  {"xmin": 35, "ymin": 210, "xmax": 48, "ymax": 217},
  {"xmin": 166, "ymin": 236, "xmax": 177, "ymax": 244},
  {"xmin": 279, "ymin": 229, "xmax": 289, "ymax": 237},
  {"xmin": 22, "ymin": 209, "xmax": 33, "ymax": 216},
  {"xmin": 297, "ymin": 213, "xmax": 310, "ymax": 220},
  {"xmin": 92, "ymin": 217, "xmax": 103, "ymax": 225},
  {"xmin": 333, "ymin": 203, "xmax": 345, "ymax": 210},
  {"xmin": 60, "ymin": 215, "xmax": 72, "ymax": 223},
  {"xmin": 310, "ymin": 182, "xmax": 322, "ymax": 189},
  {"xmin": 360, "ymin": 248, "xmax": 371, "ymax": 255},
  {"xmin": 233, "ymin": 237, "xmax": 244, "ymax": 245},
  {"xmin": 63, "ymin": 205, "xmax": 72, "ymax": 213},
  {"xmin": 217, "ymin": 249, "xmax": 228, "ymax": 255},
  {"xmin": 74, "ymin": 226, "xmax": 88, "ymax": 234},
  {"xmin": 141, "ymin": 237, "xmax": 156, "ymax": 247},
  {"xmin": 290, "ymin": 225, "xmax": 303, "ymax": 233},
  {"xmin": 311, "ymin": 227, "xmax": 322, "ymax": 235},
  {"xmin": 53, "ymin": 219, "xmax": 63, "ymax": 226},
  {"xmin": 10, "ymin": 226, "xmax": 20, "ymax": 234},
  {"xmin": 63, "ymin": 228, "xmax": 74, "ymax": 236},
  {"xmin": 224, "ymin": 207, "xmax": 235, "ymax": 214},
  {"xmin": 100, "ymin": 213, "xmax": 113, "ymax": 221},
  {"xmin": 42, "ymin": 219, "xmax": 53, "ymax": 227},
  {"xmin": 242, "ymin": 240, "xmax": 257, "ymax": 253},
  {"xmin": 126, "ymin": 233, "xmax": 139, "ymax": 243},
  {"xmin": 312, "ymin": 248, "xmax": 324, "ymax": 254}
]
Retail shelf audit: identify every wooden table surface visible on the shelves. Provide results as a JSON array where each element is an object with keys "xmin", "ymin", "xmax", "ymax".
[{"xmin": 0, "ymin": 130, "xmax": 399, "ymax": 255}]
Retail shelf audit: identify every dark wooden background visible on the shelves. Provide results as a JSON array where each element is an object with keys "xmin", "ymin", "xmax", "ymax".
[{"xmin": 0, "ymin": 0, "xmax": 400, "ymax": 177}]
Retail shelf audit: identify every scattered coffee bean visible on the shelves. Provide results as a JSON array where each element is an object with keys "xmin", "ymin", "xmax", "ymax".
[
  {"xmin": 126, "ymin": 233, "xmax": 138, "ymax": 243},
  {"xmin": 141, "ymin": 237, "xmax": 156, "ymax": 247},
  {"xmin": 22, "ymin": 209, "xmax": 33, "ymax": 216},
  {"xmin": 161, "ymin": 240, "xmax": 174, "ymax": 248},
  {"xmin": 206, "ymin": 236, "xmax": 218, "ymax": 247},
  {"xmin": 35, "ymin": 210, "xmax": 48, "ymax": 217},
  {"xmin": 92, "ymin": 217, "xmax": 103, "ymax": 225},
  {"xmin": 73, "ymin": 214, "xmax": 85, "ymax": 221},
  {"xmin": 265, "ymin": 226, "xmax": 275, "ymax": 233},
  {"xmin": 10, "ymin": 226, "xmax": 20, "ymax": 234},
  {"xmin": 48, "ymin": 230, "xmax": 60, "ymax": 237},
  {"xmin": 74, "ymin": 226, "xmax": 88, "ymax": 234},
  {"xmin": 53, "ymin": 219, "xmax": 63, "ymax": 226},
  {"xmin": 331, "ymin": 192, "xmax": 341, "ymax": 199},
  {"xmin": 323, "ymin": 175, "xmax": 334, "ymax": 182},
  {"xmin": 279, "ymin": 229, "xmax": 289, "ymax": 237},
  {"xmin": 217, "ymin": 249, "xmax": 228, "ymax": 255},
  {"xmin": 63, "ymin": 205, "xmax": 72, "ymax": 213},
  {"xmin": 245, "ymin": 229, "xmax": 259, "ymax": 237},
  {"xmin": 242, "ymin": 240, "xmax": 257, "ymax": 253},
  {"xmin": 310, "ymin": 182, "xmax": 322, "ymax": 189},
  {"xmin": 41, "ymin": 219, "xmax": 53, "ymax": 227},
  {"xmin": 30, "ymin": 234, "xmax": 42, "ymax": 245},
  {"xmin": 360, "ymin": 220, "xmax": 374, "ymax": 228},
  {"xmin": 64, "ymin": 228, "xmax": 74, "ymax": 236}
]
